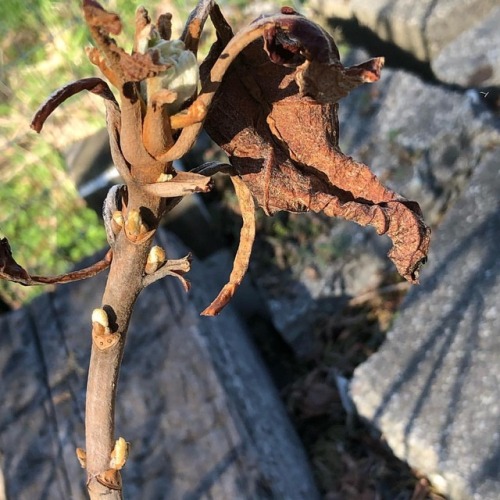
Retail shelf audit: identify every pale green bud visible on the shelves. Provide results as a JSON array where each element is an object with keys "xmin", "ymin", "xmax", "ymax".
[{"xmin": 138, "ymin": 27, "xmax": 199, "ymax": 114}]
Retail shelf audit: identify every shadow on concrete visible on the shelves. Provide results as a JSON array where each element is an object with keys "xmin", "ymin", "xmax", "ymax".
[{"xmin": 372, "ymin": 201, "xmax": 500, "ymax": 480}]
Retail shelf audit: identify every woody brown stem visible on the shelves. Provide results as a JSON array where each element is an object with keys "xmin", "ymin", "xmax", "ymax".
[{"xmin": 85, "ymin": 187, "xmax": 165, "ymax": 498}]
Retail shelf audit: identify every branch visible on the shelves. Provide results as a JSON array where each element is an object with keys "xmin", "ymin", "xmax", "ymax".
[
  {"xmin": 202, "ymin": 175, "xmax": 256, "ymax": 316},
  {"xmin": 0, "ymin": 238, "xmax": 112, "ymax": 286},
  {"xmin": 142, "ymin": 254, "xmax": 192, "ymax": 290}
]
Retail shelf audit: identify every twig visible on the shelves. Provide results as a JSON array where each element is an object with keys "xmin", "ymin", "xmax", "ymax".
[
  {"xmin": 0, "ymin": 237, "xmax": 112, "ymax": 286},
  {"xmin": 142, "ymin": 255, "xmax": 192, "ymax": 289},
  {"xmin": 202, "ymin": 175, "xmax": 256, "ymax": 315}
]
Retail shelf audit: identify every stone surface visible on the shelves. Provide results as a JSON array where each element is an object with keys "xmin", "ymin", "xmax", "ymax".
[
  {"xmin": 351, "ymin": 148, "xmax": 500, "ymax": 500},
  {"xmin": 310, "ymin": 0, "xmax": 498, "ymax": 63},
  {"xmin": 251, "ymin": 215, "xmax": 390, "ymax": 357},
  {"xmin": 432, "ymin": 6, "xmax": 500, "ymax": 88},
  {"xmin": 337, "ymin": 63, "xmax": 500, "ymax": 226},
  {"xmin": 0, "ymin": 231, "xmax": 319, "ymax": 499}
]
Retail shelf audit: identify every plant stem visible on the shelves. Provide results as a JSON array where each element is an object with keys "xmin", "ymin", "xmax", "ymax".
[{"xmin": 85, "ymin": 189, "xmax": 162, "ymax": 498}]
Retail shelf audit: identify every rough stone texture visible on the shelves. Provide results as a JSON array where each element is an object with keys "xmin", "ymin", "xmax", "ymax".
[
  {"xmin": 0, "ymin": 231, "xmax": 319, "ymax": 499},
  {"xmin": 351, "ymin": 148, "xmax": 500, "ymax": 500},
  {"xmin": 432, "ymin": 6, "xmax": 500, "ymax": 88},
  {"xmin": 251, "ymin": 215, "xmax": 390, "ymax": 357},
  {"xmin": 310, "ymin": 0, "xmax": 498, "ymax": 63},
  {"xmin": 337, "ymin": 64, "xmax": 500, "ymax": 226},
  {"xmin": 251, "ymin": 61, "xmax": 499, "ymax": 357}
]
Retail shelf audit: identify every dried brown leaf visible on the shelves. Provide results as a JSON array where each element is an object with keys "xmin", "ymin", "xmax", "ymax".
[
  {"xmin": 156, "ymin": 8, "xmax": 308, "ymax": 163},
  {"xmin": 261, "ymin": 10, "xmax": 385, "ymax": 103},
  {"xmin": 202, "ymin": 8, "xmax": 430, "ymax": 284},
  {"xmin": 83, "ymin": 0, "xmax": 169, "ymax": 86},
  {"xmin": 0, "ymin": 238, "xmax": 31, "ymax": 284},
  {"xmin": 83, "ymin": 0, "xmax": 122, "ymax": 35}
]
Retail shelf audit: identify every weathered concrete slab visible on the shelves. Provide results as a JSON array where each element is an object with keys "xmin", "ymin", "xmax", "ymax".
[
  {"xmin": 432, "ymin": 6, "xmax": 500, "ymax": 88},
  {"xmin": 0, "ymin": 231, "xmax": 319, "ymax": 499},
  {"xmin": 337, "ymin": 64, "xmax": 500, "ymax": 226},
  {"xmin": 351, "ymin": 148, "xmax": 500, "ymax": 500},
  {"xmin": 310, "ymin": 0, "xmax": 497, "ymax": 63}
]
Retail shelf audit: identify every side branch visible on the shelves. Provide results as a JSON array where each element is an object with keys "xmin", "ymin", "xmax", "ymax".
[
  {"xmin": 31, "ymin": 250, "xmax": 113, "ymax": 284},
  {"xmin": 142, "ymin": 254, "xmax": 192, "ymax": 290},
  {"xmin": 31, "ymin": 77, "xmax": 117, "ymax": 133},
  {"xmin": 0, "ymin": 238, "xmax": 112, "ymax": 286},
  {"xmin": 202, "ymin": 175, "xmax": 256, "ymax": 316}
]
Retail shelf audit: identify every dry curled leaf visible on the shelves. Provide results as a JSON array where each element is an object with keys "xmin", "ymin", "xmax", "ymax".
[
  {"xmin": 31, "ymin": 77, "xmax": 118, "ymax": 134},
  {"xmin": 83, "ymin": 0, "xmax": 169, "ymax": 86},
  {"xmin": 202, "ymin": 7, "xmax": 430, "ymax": 283}
]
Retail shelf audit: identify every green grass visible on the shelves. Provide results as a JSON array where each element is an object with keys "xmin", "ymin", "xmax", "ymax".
[{"xmin": 0, "ymin": 137, "xmax": 107, "ymax": 306}]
